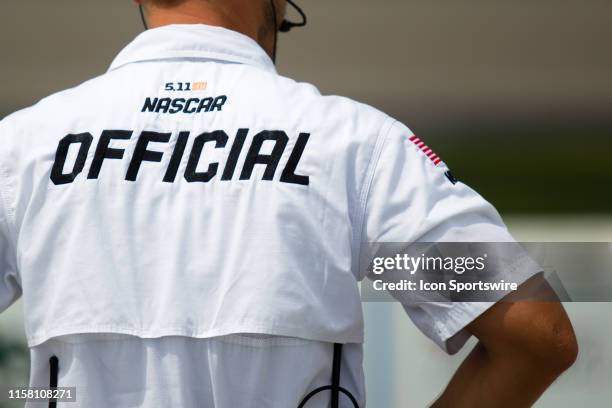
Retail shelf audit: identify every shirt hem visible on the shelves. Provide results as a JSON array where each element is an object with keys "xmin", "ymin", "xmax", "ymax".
[{"xmin": 26, "ymin": 324, "xmax": 364, "ymax": 348}]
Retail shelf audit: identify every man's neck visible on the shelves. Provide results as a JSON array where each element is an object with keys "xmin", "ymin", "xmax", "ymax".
[{"xmin": 145, "ymin": 3, "xmax": 262, "ymax": 46}]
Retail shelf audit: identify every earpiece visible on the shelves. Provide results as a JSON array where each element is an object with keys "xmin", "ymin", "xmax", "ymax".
[{"xmin": 280, "ymin": 0, "xmax": 307, "ymax": 33}]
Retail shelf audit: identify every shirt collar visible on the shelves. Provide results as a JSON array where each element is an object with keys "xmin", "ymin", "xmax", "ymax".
[{"xmin": 108, "ymin": 24, "xmax": 276, "ymax": 73}]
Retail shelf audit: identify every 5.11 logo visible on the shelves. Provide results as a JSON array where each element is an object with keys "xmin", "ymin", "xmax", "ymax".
[
  {"xmin": 164, "ymin": 81, "xmax": 208, "ymax": 92},
  {"xmin": 143, "ymin": 80, "xmax": 226, "ymax": 114}
]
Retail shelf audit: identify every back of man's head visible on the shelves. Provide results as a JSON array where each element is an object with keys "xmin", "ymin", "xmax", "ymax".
[{"xmin": 138, "ymin": 0, "xmax": 286, "ymax": 60}]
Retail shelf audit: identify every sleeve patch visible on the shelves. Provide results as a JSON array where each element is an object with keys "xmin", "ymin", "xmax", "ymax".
[{"xmin": 408, "ymin": 135, "xmax": 443, "ymax": 166}]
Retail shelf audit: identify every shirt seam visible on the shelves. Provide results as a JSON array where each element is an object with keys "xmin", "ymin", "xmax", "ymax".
[
  {"xmin": 0, "ymin": 147, "xmax": 18, "ymax": 254},
  {"xmin": 424, "ymin": 255, "xmax": 543, "ymax": 353},
  {"xmin": 109, "ymin": 53, "xmax": 276, "ymax": 74},
  {"xmin": 352, "ymin": 117, "xmax": 397, "ymax": 279},
  {"xmin": 26, "ymin": 322, "xmax": 365, "ymax": 348}
]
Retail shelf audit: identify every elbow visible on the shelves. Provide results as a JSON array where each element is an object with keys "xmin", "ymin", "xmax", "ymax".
[
  {"xmin": 523, "ymin": 317, "xmax": 579, "ymax": 374},
  {"xmin": 474, "ymin": 299, "xmax": 580, "ymax": 376},
  {"xmin": 488, "ymin": 310, "xmax": 580, "ymax": 376},
  {"xmin": 548, "ymin": 321, "xmax": 579, "ymax": 372}
]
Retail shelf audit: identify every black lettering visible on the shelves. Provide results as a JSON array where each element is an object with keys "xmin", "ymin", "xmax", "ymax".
[
  {"xmin": 51, "ymin": 133, "xmax": 93, "ymax": 185},
  {"xmin": 240, "ymin": 131, "xmax": 288, "ymax": 181},
  {"xmin": 184, "ymin": 98, "xmax": 199, "ymax": 114},
  {"xmin": 142, "ymin": 97, "xmax": 158, "ymax": 113},
  {"xmin": 54, "ymin": 128, "xmax": 310, "ymax": 186},
  {"xmin": 197, "ymin": 97, "xmax": 213, "ymax": 113},
  {"xmin": 185, "ymin": 131, "xmax": 228, "ymax": 183},
  {"xmin": 126, "ymin": 131, "xmax": 171, "ymax": 182},
  {"xmin": 163, "ymin": 131, "xmax": 190, "ymax": 183},
  {"xmin": 221, "ymin": 128, "xmax": 248, "ymax": 181},
  {"xmin": 155, "ymin": 98, "xmax": 171, "ymax": 113},
  {"xmin": 211, "ymin": 95, "xmax": 228, "ymax": 111},
  {"xmin": 169, "ymin": 98, "xmax": 186, "ymax": 114},
  {"xmin": 87, "ymin": 130, "xmax": 132, "ymax": 179},
  {"xmin": 280, "ymin": 133, "xmax": 310, "ymax": 186}
]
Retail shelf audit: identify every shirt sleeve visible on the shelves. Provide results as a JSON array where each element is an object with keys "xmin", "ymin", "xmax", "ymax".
[
  {"xmin": 359, "ymin": 120, "xmax": 542, "ymax": 354},
  {"xmin": 0, "ymin": 126, "xmax": 21, "ymax": 314}
]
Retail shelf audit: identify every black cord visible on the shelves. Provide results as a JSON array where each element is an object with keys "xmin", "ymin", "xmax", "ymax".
[
  {"xmin": 297, "ymin": 343, "xmax": 360, "ymax": 408},
  {"xmin": 331, "ymin": 343, "xmax": 342, "ymax": 408},
  {"xmin": 270, "ymin": 0, "xmax": 308, "ymax": 62},
  {"xmin": 270, "ymin": 0, "xmax": 280, "ymax": 62},
  {"xmin": 280, "ymin": 0, "xmax": 307, "ymax": 33},
  {"xmin": 297, "ymin": 385, "xmax": 360, "ymax": 408},
  {"xmin": 139, "ymin": 4, "xmax": 149, "ymax": 30},
  {"xmin": 49, "ymin": 356, "xmax": 59, "ymax": 408}
]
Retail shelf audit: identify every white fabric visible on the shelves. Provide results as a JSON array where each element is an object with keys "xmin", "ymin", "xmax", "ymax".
[
  {"xmin": 26, "ymin": 333, "xmax": 365, "ymax": 408},
  {"xmin": 0, "ymin": 177, "xmax": 20, "ymax": 312},
  {"xmin": 0, "ymin": 24, "xmax": 541, "ymax": 407},
  {"xmin": 0, "ymin": 24, "xmax": 379, "ymax": 347},
  {"xmin": 360, "ymin": 120, "xmax": 542, "ymax": 353}
]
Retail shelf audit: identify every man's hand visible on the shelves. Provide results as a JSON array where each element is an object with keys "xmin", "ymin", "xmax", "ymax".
[{"xmin": 432, "ymin": 276, "xmax": 578, "ymax": 408}]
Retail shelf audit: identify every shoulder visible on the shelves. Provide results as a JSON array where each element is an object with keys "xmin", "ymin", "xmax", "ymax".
[
  {"xmin": 281, "ymin": 73, "xmax": 389, "ymax": 116},
  {"xmin": 261, "ymin": 72, "xmax": 396, "ymax": 141},
  {"xmin": 0, "ymin": 71, "xmax": 120, "ymax": 133}
]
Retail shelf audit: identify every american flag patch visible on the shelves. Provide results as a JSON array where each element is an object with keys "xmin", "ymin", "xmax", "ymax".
[{"xmin": 408, "ymin": 135, "xmax": 442, "ymax": 166}]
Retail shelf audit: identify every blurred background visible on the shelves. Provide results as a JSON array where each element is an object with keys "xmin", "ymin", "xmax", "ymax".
[{"xmin": 0, "ymin": 0, "xmax": 610, "ymax": 407}]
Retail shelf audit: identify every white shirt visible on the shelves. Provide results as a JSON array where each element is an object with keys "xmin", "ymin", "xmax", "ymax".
[{"xmin": 0, "ymin": 24, "xmax": 540, "ymax": 407}]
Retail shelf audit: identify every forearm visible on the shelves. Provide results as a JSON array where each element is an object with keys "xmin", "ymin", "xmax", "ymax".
[{"xmin": 431, "ymin": 342, "xmax": 564, "ymax": 408}]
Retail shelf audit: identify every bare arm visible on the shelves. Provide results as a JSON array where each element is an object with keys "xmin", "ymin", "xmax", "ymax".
[{"xmin": 432, "ymin": 277, "xmax": 578, "ymax": 408}]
